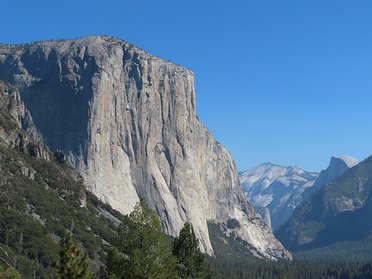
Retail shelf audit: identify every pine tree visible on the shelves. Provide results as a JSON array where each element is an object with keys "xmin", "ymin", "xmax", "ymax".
[
  {"xmin": 173, "ymin": 222, "xmax": 213, "ymax": 279},
  {"xmin": 0, "ymin": 265, "xmax": 19, "ymax": 279},
  {"xmin": 0, "ymin": 247, "xmax": 20, "ymax": 279},
  {"xmin": 106, "ymin": 201, "xmax": 178, "ymax": 279},
  {"xmin": 56, "ymin": 234, "xmax": 93, "ymax": 279}
]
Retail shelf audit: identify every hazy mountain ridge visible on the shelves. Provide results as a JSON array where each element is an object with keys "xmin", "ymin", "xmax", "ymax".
[
  {"xmin": 240, "ymin": 163, "xmax": 319, "ymax": 230},
  {"xmin": 275, "ymin": 155, "xmax": 372, "ymax": 254},
  {"xmin": 240, "ymin": 156, "xmax": 359, "ymax": 232}
]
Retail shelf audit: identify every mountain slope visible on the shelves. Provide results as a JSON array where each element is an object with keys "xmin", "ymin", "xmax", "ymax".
[
  {"xmin": 0, "ymin": 82, "xmax": 130, "ymax": 277},
  {"xmin": 240, "ymin": 163, "xmax": 319, "ymax": 230},
  {"xmin": 275, "ymin": 156, "xmax": 372, "ymax": 254},
  {"xmin": 0, "ymin": 37, "xmax": 290, "ymax": 260}
]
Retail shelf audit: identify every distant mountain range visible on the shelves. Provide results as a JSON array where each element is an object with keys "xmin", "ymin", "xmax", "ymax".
[
  {"xmin": 240, "ymin": 163, "xmax": 318, "ymax": 230},
  {"xmin": 275, "ymin": 156, "xmax": 372, "ymax": 258},
  {"xmin": 240, "ymin": 156, "xmax": 358, "ymax": 231}
]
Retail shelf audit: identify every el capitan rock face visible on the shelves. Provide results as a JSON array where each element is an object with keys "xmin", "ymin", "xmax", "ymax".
[{"xmin": 0, "ymin": 36, "xmax": 291, "ymax": 260}]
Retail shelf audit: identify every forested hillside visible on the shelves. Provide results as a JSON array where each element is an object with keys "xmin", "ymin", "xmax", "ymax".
[
  {"xmin": 0, "ymin": 98, "xmax": 127, "ymax": 276},
  {"xmin": 276, "ymin": 156, "xmax": 372, "ymax": 254}
]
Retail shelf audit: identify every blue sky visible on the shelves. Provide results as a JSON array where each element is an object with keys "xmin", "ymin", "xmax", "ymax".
[{"xmin": 2, "ymin": 0, "xmax": 372, "ymax": 171}]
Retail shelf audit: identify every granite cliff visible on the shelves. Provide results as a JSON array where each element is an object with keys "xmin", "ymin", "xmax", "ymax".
[
  {"xmin": 0, "ymin": 36, "xmax": 290, "ymax": 259},
  {"xmin": 310, "ymin": 156, "xmax": 359, "ymax": 196}
]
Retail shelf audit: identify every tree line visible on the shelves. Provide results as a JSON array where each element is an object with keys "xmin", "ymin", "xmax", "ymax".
[
  {"xmin": 2, "ymin": 199, "xmax": 372, "ymax": 279},
  {"xmin": 207, "ymin": 254, "xmax": 372, "ymax": 279},
  {"xmin": 0, "ymin": 201, "xmax": 212, "ymax": 278}
]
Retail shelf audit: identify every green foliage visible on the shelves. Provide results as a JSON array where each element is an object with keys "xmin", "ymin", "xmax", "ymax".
[
  {"xmin": 0, "ymin": 83, "xmax": 18, "ymax": 134},
  {"xmin": 0, "ymin": 132, "xmax": 125, "ymax": 277},
  {"xmin": 0, "ymin": 266, "xmax": 20, "ymax": 279},
  {"xmin": 56, "ymin": 234, "xmax": 93, "ymax": 279},
  {"xmin": 0, "ymin": 112, "xmax": 17, "ymax": 134},
  {"xmin": 173, "ymin": 222, "xmax": 212, "ymax": 279},
  {"xmin": 0, "ymin": 247, "xmax": 20, "ymax": 279},
  {"xmin": 106, "ymin": 202, "xmax": 178, "ymax": 279},
  {"xmin": 54, "ymin": 150, "xmax": 67, "ymax": 164},
  {"xmin": 208, "ymin": 256, "xmax": 372, "ymax": 279},
  {"xmin": 207, "ymin": 221, "xmax": 372, "ymax": 279}
]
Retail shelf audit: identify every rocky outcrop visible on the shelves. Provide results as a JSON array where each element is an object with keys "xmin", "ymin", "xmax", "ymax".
[
  {"xmin": 309, "ymin": 156, "xmax": 359, "ymax": 195},
  {"xmin": 256, "ymin": 207, "xmax": 272, "ymax": 229},
  {"xmin": 0, "ymin": 36, "xmax": 290, "ymax": 259}
]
